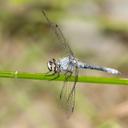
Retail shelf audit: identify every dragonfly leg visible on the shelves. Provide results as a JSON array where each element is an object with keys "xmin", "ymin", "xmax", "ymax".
[
  {"xmin": 45, "ymin": 71, "xmax": 59, "ymax": 80},
  {"xmin": 44, "ymin": 70, "xmax": 56, "ymax": 76},
  {"xmin": 50, "ymin": 72, "xmax": 60, "ymax": 80}
]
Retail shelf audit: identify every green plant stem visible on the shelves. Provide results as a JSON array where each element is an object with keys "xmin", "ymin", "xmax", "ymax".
[{"xmin": 0, "ymin": 71, "xmax": 127, "ymax": 85}]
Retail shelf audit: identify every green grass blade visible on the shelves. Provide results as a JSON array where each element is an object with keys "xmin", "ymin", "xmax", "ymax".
[{"xmin": 0, "ymin": 71, "xmax": 127, "ymax": 85}]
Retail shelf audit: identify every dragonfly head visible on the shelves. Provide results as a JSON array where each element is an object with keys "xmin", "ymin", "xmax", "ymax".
[{"xmin": 47, "ymin": 59, "xmax": 56, "ymax": 72}]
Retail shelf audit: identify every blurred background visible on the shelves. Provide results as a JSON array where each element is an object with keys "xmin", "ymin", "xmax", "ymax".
[{"xmin": 0, "ymin": 0, "xmax": 128, "ymax": 127}]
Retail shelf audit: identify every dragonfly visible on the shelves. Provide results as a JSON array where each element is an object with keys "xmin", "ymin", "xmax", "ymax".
[{"xmin": 42, "ymin": 10, "xmax": 120, "ymax": 113}]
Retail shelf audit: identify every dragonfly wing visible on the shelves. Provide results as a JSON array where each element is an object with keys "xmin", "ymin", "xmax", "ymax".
[
  {"xmin": 42, "ymin": 10, "xmax": 74, "ymax": 56},
  {"xmin": 67, "ymin": 64, "xmax": 79, "ymax": 112},
  {"xmin": 59, "ymin": 71, "xmax": 72, "ymax": 99},
  {"xmin": 60, "ymin": 62, "xmax": 79, "ymax": 113},
  {"xmin": 59, "ymin": 71, "xmax": 73, "ymax": 112},
  {"xmin": 42, "ymin": 10, "xmax": 79, "ymax": 113}
]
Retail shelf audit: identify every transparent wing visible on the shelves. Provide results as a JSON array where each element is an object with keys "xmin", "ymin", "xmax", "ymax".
[
  {"xmin": 59, "ymin": 64, "xmax": 79, "ymax": 113},
  {"xmin": 42, "ymin": 10, "xmax": 74, "ymax": 56},
  {"xmin": 67, "ymin": 64, "xmax": 79, "ymax": 112},
  {"xmin": 59, "ymin": 71, "xmax": 72, "ymax": 112},
  {"xmin": 42, "ymin": 10, "xmax": 78, "ymax": 113}
]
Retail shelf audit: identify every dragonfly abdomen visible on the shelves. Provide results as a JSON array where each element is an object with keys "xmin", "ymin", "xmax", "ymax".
[{"xmin": 79, "ymin": 62, "xmax": 120, "ymax": 75}]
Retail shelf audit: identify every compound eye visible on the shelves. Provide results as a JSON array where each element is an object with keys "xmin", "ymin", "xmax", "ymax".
[{"xmin": 47, "ymin": 61, "xmax": 53, "ymax": 71}]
